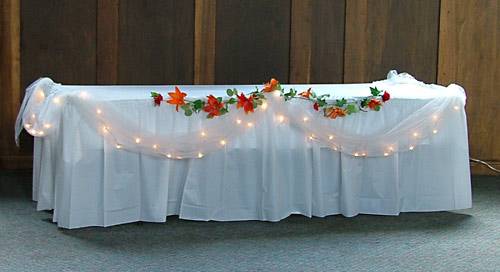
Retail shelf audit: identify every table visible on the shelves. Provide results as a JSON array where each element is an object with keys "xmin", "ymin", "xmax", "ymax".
[{"xmin": 16, "ymin": 71, "xmax": 472, "ymax": 229}]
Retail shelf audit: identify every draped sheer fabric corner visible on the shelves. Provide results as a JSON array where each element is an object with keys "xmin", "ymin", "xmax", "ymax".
[{"xmin": 16, "ymin": 71, "xmax": 466, "ymax": 159}]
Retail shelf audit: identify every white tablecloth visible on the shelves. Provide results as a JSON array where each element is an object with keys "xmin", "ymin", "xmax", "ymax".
[{"xmin": 21, "ymin": 71, "xmax": 471, "ymax": 229}]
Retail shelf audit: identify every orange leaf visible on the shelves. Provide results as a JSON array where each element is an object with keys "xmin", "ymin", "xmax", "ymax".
[
  {"xmin": 262, "ymin": 78, "xmax": 279, "ymax": 92},
  {"xmin": 167, "ymin": 86, "xmax": 187, "ymax": 111}
]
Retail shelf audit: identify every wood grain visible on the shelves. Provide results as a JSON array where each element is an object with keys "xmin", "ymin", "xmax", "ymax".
[
  {"xmin": 438, "ymin": 0, "xmax": 499, "ymax": 174},
  {"xmin": 0, "ymin": 0, "xmax": 24, "ymax": 169},
  {"xmin": 117, "ymin": 0, "xmax": 194, "ymax": 84},
  {"xmin": 194, "ymin": 0, "xmax": 216, "ymax": 84},
  {"xmin": 290, "ymin": 0, "xmax": 345, "ymax": 83},
  {"xmin": 214, "ymin": 0, "xmax": 290, "ymax": 84},
  {"xmin": 344, "ymin": 0, "xmax": 440, "ymax": 83},
  {"xmin": 19, "ymin": 0, "xmax": 97, "ymax": 162},
  {"xmin": 97, "ymin": 0, "xmax": 119, "ymax": 84}
]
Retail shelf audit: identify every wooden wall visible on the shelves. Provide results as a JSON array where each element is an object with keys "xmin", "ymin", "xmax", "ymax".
[{"xmin": 0, "ymin": 0, "xmax": 498, "ymax": 175}]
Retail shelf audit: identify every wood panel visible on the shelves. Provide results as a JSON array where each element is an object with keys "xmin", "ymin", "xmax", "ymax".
[
  {"xmin": 21, "ymin": 0, "xmax": 97, "ymax": 86},
  {"xmin": 19, "ymin": 0, "xmax": 97, "ymax": 161},
  {"xmin": 117, "ymin": 0, "xmax": 194, "ymax": 84},
  {"xmin": 97, "ymin": 0, "xmax": 119, "ymax": 84},
  {"xmin": 0, "ymin": 0, "xmax": 24, "ymax": 169},
  {"xmin": 438, "ymin": 0, "xmax": 499, "ymax": 175},
  {"xmin": 215, "ymin": 0, "xmax": 290, "ymax": 84},
  {"xmin": 290, "ymin": 0, "xmax": 345, "ymax": 83},
  {"xmin": 344, "ymin": 0, "xmax": 440, "ymax": 83},
  {"xmin": 194, "ymin": 0, "xmax": 216, "ymax": 84}
]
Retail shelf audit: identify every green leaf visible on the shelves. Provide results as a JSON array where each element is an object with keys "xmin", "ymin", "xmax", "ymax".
[
  {"xmin": 180, "ymin": 104, "xmax": 190, "ymax": 111},
  {"xmin": 217, "ymin": 97, "xmax": 223, "ymax": 102},
  {"xmin": 335, "ymin": 98, "xmax": 347, "ymax": 107},
  {"xmin": 151, "ymin": 92, "xmax": 159, "ymax": 97},
  {"xmin": 374, "ymin": 105, "xmax": 381, "ymax": 111},
  {"xmin": 226, "ymin": 89, "xmax": 234, "ymax": 96},
  {"xmin": 192, "ymin": 99, "xmax": 204, "ymax": 111},
  {"xmin": 227, "ymin": 97, "xmax": 237, "ymax": 104},
  {"xmin": 220, "ymin": 108, "xmax": 228, "ymax": 115},
  {"xmin": 184, "ymin": 109, "xmax": 193, "ymax": 116},
  {"xmin": 346, "ymin": 104, "xmax": 358, "ymax": 114},
  {"xmin": 370, "ymin": 87, "xmax": 381, "ymax": 96}
]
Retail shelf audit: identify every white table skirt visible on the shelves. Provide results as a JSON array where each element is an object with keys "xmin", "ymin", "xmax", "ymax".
[{"xmin": 26, "ymin": 72, "xmax": 471, "ymax": 229}]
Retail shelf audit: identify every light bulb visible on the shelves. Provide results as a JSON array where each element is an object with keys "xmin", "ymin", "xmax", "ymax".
[
  {"xmin": 176, "ymin": 156, "xmax": 182, "ymax": 160},
  {"xmin": 115, "ymin": 144, "xmax": 122, "ymax": 149},
  {"xmin": 432, "ymin": 129, "xmax": 438, "ymax": 134},
  {"xmin": 79, "ymin": 91, "xmax": 88, "ymax": 99},
  {"xmin": 354, "ymin": 152, "xmax": 359, "ymax": 157},
  {"xmin": 409, "ymin": 145, "xmax": 415, "ymax": 150},
  {"xmin": 384, "ymin": 152, "xmax": 389, "ymax": 156},
  {"xmin": 303, "ymin": 117, "xmax": 309, "ymax": 122},
  {"xmin": 432, "ymin": 115, "xmax": 438, "ymax": 121},
  {"xmin": 43, "ymin": 123, "xmax": 51, "ymax": 129},
  {"xmin": 53, "ymin": 97, "xmax": 61, "ymax": 104},
  {"xmin": 236, "ymin": 119, "xmax": 242, "ymax": 125},
  {"xmin": 220, "ymin": 140, "xmax": 226, "ymax": 146},
  {"xmin": 166, "ymin": 153, "xmax": 172, "ymax": 158},
  {"xmin": 247, "ymin": 122, "xmax": 254, "ymax": 127},
  {"xmin": 24, "ymin": 124, "xmax": 32, "ymax": 129},
  {"xmin": 261, "ymin": 101, "xmax": 268, "ymax": 110},
  {"xmin": 101, "ymin": 126, "xmax": 109, "ymax": 134},
  {"xmin": 153, "ymin": 144, "xmax": 158, "ymax": 149},
  {"xmin": 453, "ymin": 105, "xmax": 460, "ymax": 110},
  {"xmin": 96, "ymin": 109, "xmax": 102, "ymax": 115},
  {"xmin": 200, "ymin": 131, "xmax": 206, "ymax": 137},
  {"xmin": 37, "ymin": 131, "xmax": 45, "ymax": 136},
  {"xmin": 328, "ymin": 135, "xmax": 334, "ymax": 140},
  {"xmin": 135, "ymin": 138, "xmax": 141, "ymax": 144},
  {"xmin": 413, "ymin": 132, "xmax": 419, "ymax": 137},
  {"xmin": 198, "ymin": 152, "xmax": 204, "ymax": 158},
  {"xmin": 277, "ymin": 115, "xmax": 285, "ymax": 123}
]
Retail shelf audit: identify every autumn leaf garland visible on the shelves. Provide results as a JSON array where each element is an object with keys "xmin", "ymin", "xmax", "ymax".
[{"xmin": 150, "ymin": 78, "xmax": 391, "ymax": 119}]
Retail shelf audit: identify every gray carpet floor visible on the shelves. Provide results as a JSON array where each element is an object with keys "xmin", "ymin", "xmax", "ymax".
[{"xmin": 0, "ymin": 172, "xmax": 499, "ymax": 272}]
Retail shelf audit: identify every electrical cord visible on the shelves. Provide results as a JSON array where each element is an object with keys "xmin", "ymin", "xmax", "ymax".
[{"xmin": 470, "ymin": 158, "xmax": 500, "ymax": 174}]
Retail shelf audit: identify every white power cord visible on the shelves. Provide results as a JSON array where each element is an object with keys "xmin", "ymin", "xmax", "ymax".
[{"xmin": 470, "ymin": 158, "xmax": 500, "ymax": 174}]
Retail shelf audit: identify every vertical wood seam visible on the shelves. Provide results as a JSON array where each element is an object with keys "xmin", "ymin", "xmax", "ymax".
[{"xmin": 194, "ymin": 0, "xmax": 216, "ymax": 84}]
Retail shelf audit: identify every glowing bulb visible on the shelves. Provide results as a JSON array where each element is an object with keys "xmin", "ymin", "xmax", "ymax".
[
  {"xmin": 220, "ymin": 139, "xmax": 226, "ymax": 146},
  {"xmin": 31, "ymin": 114, "xmax": 36, "ymax": 119},
  {"xmin": 79, "ymin": 91, "xmax": 88, "ymax": 99},
  {"xmin": 166, "ymin": 153, "xmax": 172, "ymax": 158},
  {"xmin": 37, "ymin": 131, "xmax": 45, "ymax": 136},
  {"xmin": 200, "ymin": 131, "xmax": 206, "ymax": 137},
  {"xmin": 432, "ymin": 115, "xmax": 438, "ymax": 121},
  {"xmin": 102, "ymin": 126, "xmax": 109, "ymax": 134},
  {"xmin": 261, "ymin": 101, "xmax": 268, "ymax": 110},
  {"xmin": 388, "ymin": 146, "xmax": 394, "ymax": 151},
  {"xmin": 453, "ymin": 105, "xmax": 460, "ymax": 110},
  {"xmin": 277, "ymin": 115, "xmax": 285, "ymax": 123},
  {"xmin": 384, "ymin": 152, "xmax": 389, "ymax": 156},
  {"xmin": 328, "ymin": 135, "xmax": 334, "ymax": 140},
  {"xmin": 413, "ymin": 132, "xmax": 419, "ymax": 137},
  {"xmin": 333, "ymin": 146, "xmax": 338, "ymax": 151},
  {"xmin": 236, "ymin": 119, "xmax": 242, "ymax": 125},
  {"xmin": 308, "ymin": 134, "xmax": 315, "ymax": 140},
  {"xmin": 135, "ymin": 138, "xmax": 141, "ymax": 144},
  {"xmin": 53, "ymin": 97, "xmax": 61, "ymax": 104},
  {"xmin": 24, "ymin": 124, "xmax": 32, "ymax": 129},
  {"xmin": 153, "ymin": 144, "xmax": 158, "ymax": 149},
  {"xmin": 29, "ymin": 129, "xmax": 36, "ymax": 135},
  {"xmin": 303, "ymin": 117, "xmax": 309, "ymax": 122},
  {"xmin": 198, "ymin": 152, "xmax": 204, "ymax": 158},
  {"xmin": 247, "ymin": 122, "xmax": 254, "ymax": 127},
  {"xmin": 37, "ymin": 90, "xmax": 45, "ymax": 100},
  {"xmin": 432, "ymin": 129, "xmax": 438, "ymax": 134},
  {"xmin": 96, "ymin": 109, "xmax": 102, "ymax": 115},
  {"xmin": 176, "ymin": 156, "xmax": 183, "ymax": 160},
  {"xmin": 409, "ymin": 145, "xmax": 415, "ymax": 150},
  {"xmin": 354, "ymin": 152, "xmax": 359, "ymax": 157},
  {"xmin": 115, "ymin": 144, "xmax": 122, "ymax": 149}
]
